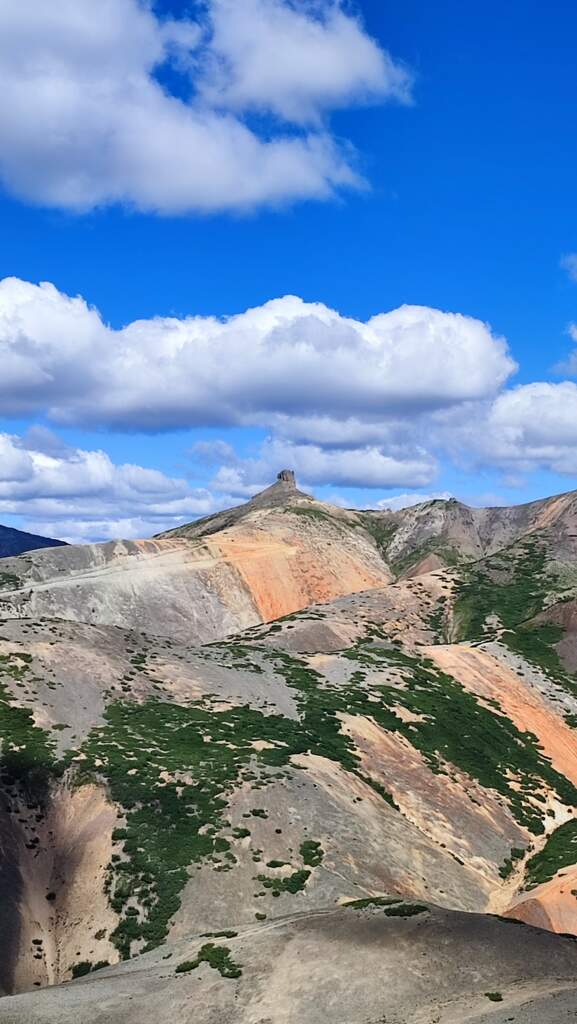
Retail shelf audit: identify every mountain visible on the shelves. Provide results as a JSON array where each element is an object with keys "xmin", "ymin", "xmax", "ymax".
[
  {"xmin": 0, "ymin": 524, "xmax": 66, "ymax": 559},
  {"xmin": 2, "ymin": 477, "xmax": 577, "ymax": 1021},
  {"xmin": 0, "ymin": 471, "xmax": 393, "ymax": 640},
  {"xmin": 2, "ymin": 470, "xmax": 577, "ymax": 643}
]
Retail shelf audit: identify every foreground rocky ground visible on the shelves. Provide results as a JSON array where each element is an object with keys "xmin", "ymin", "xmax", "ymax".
[{"xmin": 3, "ymin": 903, "xmax": 577, "ymax": 1024}]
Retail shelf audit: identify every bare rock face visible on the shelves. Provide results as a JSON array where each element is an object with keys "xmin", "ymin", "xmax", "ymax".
[{"xmin": 276, "ymin": 468, "xmax": 296, "ymax": 484}]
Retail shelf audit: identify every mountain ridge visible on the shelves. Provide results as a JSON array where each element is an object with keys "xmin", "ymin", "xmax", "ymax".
[
  {"xmin": 0, "ymin": 524, "xmax": 66, "ymax": 559},
  {"xmin": 2, "ymin": 473, "xmax": 577, "ymax": 644}
]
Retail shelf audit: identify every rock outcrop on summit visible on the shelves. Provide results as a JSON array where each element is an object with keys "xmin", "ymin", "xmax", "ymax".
[{"xmin": 2, "ymin": 475, "xmax": 577, "ymax": 1022}]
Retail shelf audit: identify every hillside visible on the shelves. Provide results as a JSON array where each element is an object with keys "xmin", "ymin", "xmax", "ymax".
[
  {"xmin": 0, "ymin": 472, "xmax": 392, "ymax": 641},
  {"xmin": 0, "ymin": 525, "xmax": 66, "ymax": 560},
  {"xmin": 1, "ymin": 480, "xmax": 577, "ymax": 1020},
  {"xmin": 2, "ymin": 471, "xmax": 577, "ymax": 643},
  {"xmin": 3, "ymin": 903, "xmax": 577, "ymax": 1024}
]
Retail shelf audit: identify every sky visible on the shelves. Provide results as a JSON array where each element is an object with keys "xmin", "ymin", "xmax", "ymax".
[{"xmin": 1, "ymin": 0, "xmax": 577, "ymax": 542}]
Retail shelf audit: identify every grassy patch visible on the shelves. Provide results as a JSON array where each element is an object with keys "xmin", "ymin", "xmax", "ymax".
[
  {"xmin": 356, "ymin": 515, "xmax": 399, "ymax": 562},
  {"xmin": 300, "ymin": 840, "xmax": 324, "ymax": 867},
  {"xmin": 175, "ymin": 943, "xmax": 242, "ymax": 979},
  {"xmin": 286, "ymin": 506, "xmax": 340, "ymax": 525},
  {"xmin": 523, "ymin": 820, "xmax": 577, "ymax": 888},
  {"xmin": 77, "ymin": 696, "xmax": 322, "ymax": 956},
  {"xmin": 454, "ymin": 539, "xmax": 577, "ymax": 697},
  {"xmin": 0, "ymin": 653, "xmax": 59, "ymax": 802},
  {"xmin": 383, "ymin": 902, "xmax": 428, "ymax": 917},
  {"xmin": 0, "ymin": 573, "xmax": 20, "ymax": 590},
  {"xmin": 328, "ymin": 641, "xmax": 577, "ymax": 834},
  {"xmin": 390, "ymin": 541, "xmax": 461, "ymax": 579},
  {"xmin": 71, "ymin": 960, "xmax": 109, "ymax": 978},
  {"xmin": 344, "ymin": 896, "xmax": 427, "ymax": 917},
  {"xmin": 453, "ymin": 539, "xmax": 548, "ymax": 639},
  {"xmin": 257, "ymin": 869, "xmax": 310, "ymax": 895},
  {"xmin": 502, "ymin": 622, "xmax": 577, "ymax": 697},
  {"xmin": 344, "ymin": 896, "xmax": 403, "ymax": 909}
]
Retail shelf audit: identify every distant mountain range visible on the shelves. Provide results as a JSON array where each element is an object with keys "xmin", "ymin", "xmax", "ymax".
[
  {"xmin": 0, "ymin": 523, "xmax": 67, "ymax": 558},
  {"xmin": 1, "ymin": 472, "xmax": 577, "ymax": 1023}
]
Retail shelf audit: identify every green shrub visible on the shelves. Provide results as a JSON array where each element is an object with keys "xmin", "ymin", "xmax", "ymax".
[{"xmin": 175, "ymin": 944, "xmax": 242, "ymax": 979}]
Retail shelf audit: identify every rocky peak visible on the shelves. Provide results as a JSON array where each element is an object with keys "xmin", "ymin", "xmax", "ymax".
[
  {"xmin": 248, "ymin": 468, "xmax": 308, "ymax": 509},
  {"xmin": 276, "ymin": 469, "xmax": 296, "ymax": 486}
]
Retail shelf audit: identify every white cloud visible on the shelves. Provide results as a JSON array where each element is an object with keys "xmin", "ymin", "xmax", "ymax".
[
  {"xmin": 0, "ymin": 278, "xmax": 516, "ymax": 432},
  {"xmin": 445, "ymin": 382, "xmax": 577, "ymax": 476},
  {"xmin": 561, "ymin": 253, "xmax": 577, "ymax": 283},
  {"xmin": 0, "ymin": 0, "xmax": 410, "ymax": 214},
  {"xmin": 23, "ymin": 517, "xmax": 179, "ymax": 545},
  {"xmin": 375, "ymin": 491, "xmax": 453, "ymax": 511},
  {"xmin": 263, "ymin": 413, "xmax": 405, "ymax": 447},
  {"xmin": 205, "ymin": 436, "xmax": 437, "ymax": 492},
  {"xmin": 198, "ymin": 0, "xmax": 412, "ymax": 124},
  {"xmin": 0, "ymin": 430, "xmax": 233, "ymax": 542}
]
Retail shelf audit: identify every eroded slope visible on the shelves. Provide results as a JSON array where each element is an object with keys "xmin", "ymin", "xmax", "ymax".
[
  {"xmin": 1, "ymin": 583, "xmax": 577, "ymax": 995},
  {"xmin": 2, "ymin": 489, "xmax": 577, "ymax": 1020}
]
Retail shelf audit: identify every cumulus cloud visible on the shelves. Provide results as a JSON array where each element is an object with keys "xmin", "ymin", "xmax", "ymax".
[
  {"xmin": 0, "ymin": 431, "xmax": 233, "ymax": 542},
  {"xmin": 22, "ymin": 517, "xmax": 184, "ymax": 545},
  {"xmin": 198, "ymin": 0, "xmax": 412, "ymax": 123},
  {"xmin": 0, "ymin": 0, "xmax": 410, "ymax": 214},
  {"xmin": 375, "ymin": 491, "xmax": 453, "ymax": 511},
  {"xmin": 201, "ymin": 436, "xmax": 437, "ymax": 493},
  {"xmin": 8, "ymin": 278, "xmax": 577, "ymax": 521},
  {"xmin": 444, "ymin": 382, "xmax": 577, "ymax": 476},
  {"xmin": 0, "ymin": 278, "xmax": 516, "ymax": 432}
]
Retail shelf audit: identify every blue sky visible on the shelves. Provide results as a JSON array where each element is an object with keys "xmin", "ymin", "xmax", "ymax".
[{"xmin": 1, "ymin": 0, "xmax": 577, "ymax": 541}]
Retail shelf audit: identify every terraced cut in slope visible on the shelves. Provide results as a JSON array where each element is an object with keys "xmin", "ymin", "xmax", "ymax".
[{"xmin": 3, "ymin": 482, "xmax": 577, "ymax": 1022}]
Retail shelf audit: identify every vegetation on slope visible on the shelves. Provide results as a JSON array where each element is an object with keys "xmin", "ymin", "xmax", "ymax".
[
  {"xmin": 453, "ymin": 538, "xmax": 550, "ymax": 639},
  {"xmin": 0, "ymin": 652, "xmax": 59, "ymax": 801},
  {"xmin": 389, "ymin": 540, "xmax": 461, "ymax": 578},
  {"xmin": 454, "ymin": 537, "xmax": 577, "ymax": 697},
  {"xmin": 1, "ymin": 622, "xmax": 577, "ymax": 970},
  {"xmin": 330, "ymin": 638, "xmax": 577, "ymax": 834},
  {"xmin": 523, "ymin": 820, "xmax": 577, "ymax": 889},
  {"xmin": 76, "ymin": 696, "xmax": 324, "ymax": 957},
  {"xmin": 175, "ymin": 943, "xmax": 242, "ymax": 978}
]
